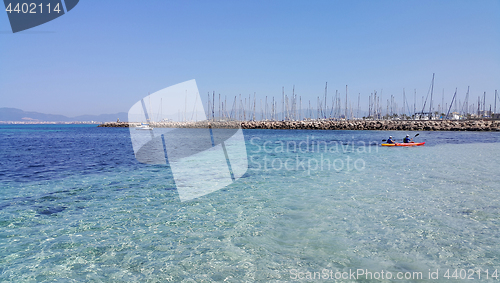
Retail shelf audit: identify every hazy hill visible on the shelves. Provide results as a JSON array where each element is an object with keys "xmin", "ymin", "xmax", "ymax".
[{"xmin": 0, "ymin": 108, "xmax": 128, "ymax": 122}]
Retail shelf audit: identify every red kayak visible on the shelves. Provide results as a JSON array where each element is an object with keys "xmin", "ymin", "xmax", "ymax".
[{"xmin": 381, "ymin": 142, "xmax": 425, "ymax": 147}]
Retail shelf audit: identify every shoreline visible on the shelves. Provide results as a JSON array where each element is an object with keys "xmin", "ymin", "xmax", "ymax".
[
  {"xmin": 0, "ymin": 121, "xmax": 102, "ymax": 125},
  {"xmin": 98, "ymin": 119, "xmax": 500, "ymax": 131}
]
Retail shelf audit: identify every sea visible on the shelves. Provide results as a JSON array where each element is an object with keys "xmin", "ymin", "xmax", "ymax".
[{"xmin": 1, "ymin": 124, "xmax": 499, "ymax": 282}]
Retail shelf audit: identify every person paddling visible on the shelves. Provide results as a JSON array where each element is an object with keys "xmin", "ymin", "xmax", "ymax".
[
  {"xmin": 403, "ymin": 134, "xmax": 411, "ymax": 143},
  {"xmin": 386, "ymin": 136, "xmax": 395, "ymax": 144}
]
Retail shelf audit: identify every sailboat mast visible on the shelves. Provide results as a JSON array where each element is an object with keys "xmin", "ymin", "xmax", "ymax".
[
  {"xmin": 464, "ymin": 86, "xmax": 469, "ymax": 117},
  {"xmin": 299, "ymin": 96, "xmax": 302, "ymax": 120},
  {"xmin": 429, "ymin": 73, "xmax": 435, "ymax": 118},
  {"xmin": 495, "ymin": 89, "xmax": 497, "ymax": 115},
  {"xmin": 484, "ymin": 91, "xmax": 486, "ymax": 115},
  {"xmin": 253, "ymin": 93, "xmax": 256, "ymax": 121},
  {"xmin": 357, "ymin": 93, "xmax": 360, "ymax": 119},
  {"xmin": 265, "ymin": 96, "xmax": 268, "ymax": 120},
  {"xmin": 414, "ymin": 89, "xmax": 416, "ymax": 117},
  {"xmin": 446, "ymin": 88, "xmax": 457, "ymax": 118},
  {"xmin": 212, "ymin": 91, "xmax": 215, "ymax": 121},
  {"xmin": 282, "ymin": 87, "xmax": 285, "ymax": 121},
  {"xmin": 272, "ymin": 97, "xmax": 275, "ymax": 120},
  {"xmin": 345, "ymin": 85, "xmax": 348, "ymax": 119},
  {"xmin": 324, "ymin": 82, "xmax": 327, "ymax": 119}
]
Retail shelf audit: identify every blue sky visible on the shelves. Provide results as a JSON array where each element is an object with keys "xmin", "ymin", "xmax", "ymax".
[{"xmin": 1, "ymin": 0, "xmax": 499, "ymax": 116}]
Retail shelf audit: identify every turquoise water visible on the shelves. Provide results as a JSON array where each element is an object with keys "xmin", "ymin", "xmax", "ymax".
[{"xmin": 1, "ymin": 125, "xmax": 500, "ymax": 282}]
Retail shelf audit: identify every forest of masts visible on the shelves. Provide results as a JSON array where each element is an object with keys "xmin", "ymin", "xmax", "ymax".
[{"xmin": 205, "ymin": 81, "xmax": 499, "ymax": 122}]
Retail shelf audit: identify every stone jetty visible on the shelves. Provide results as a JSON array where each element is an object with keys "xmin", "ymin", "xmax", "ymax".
[
  {"xmin": 98, "ymin": 120, "xmax": 241, "ymax": 129},
  {"xmin": 98, "ymin": 119, "xmax": 500, "ymax": 131}
]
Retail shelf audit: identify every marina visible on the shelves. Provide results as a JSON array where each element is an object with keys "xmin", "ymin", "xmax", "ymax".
[{"xmin": 101, "ymin": 80, "xmax": 500, "ymax": 132}]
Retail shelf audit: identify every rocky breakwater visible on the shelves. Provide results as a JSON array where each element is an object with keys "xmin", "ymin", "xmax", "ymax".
[
  {"xmin": 98, "ymin": 122, "xmax": 133, "ymax": 127},
  {"xmin": 98, "ymin": 119, "xmax": 500, "ymax": 131},
  {"xmin": 240, "ymin": 119, "xmax": 500, "ymax": 131},
  {"xmin": 98, "ymin": 120, "xmax": 242, "ymax": 129}
]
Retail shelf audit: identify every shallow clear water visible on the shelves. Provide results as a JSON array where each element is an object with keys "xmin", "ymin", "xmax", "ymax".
[{"xmin": 1, "ymin": 125, "xmax": 499, "ymax": 282}]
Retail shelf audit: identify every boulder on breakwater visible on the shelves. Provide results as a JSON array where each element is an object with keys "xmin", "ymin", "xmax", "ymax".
[{"xmin": 98, "ymin": 119, "xmax": 500, "ymax": 131}]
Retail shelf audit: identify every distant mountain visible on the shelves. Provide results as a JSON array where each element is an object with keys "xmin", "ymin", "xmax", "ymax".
[{"xmin": 0, "ymin": 108, "xmax": 128, "ymax": 122}]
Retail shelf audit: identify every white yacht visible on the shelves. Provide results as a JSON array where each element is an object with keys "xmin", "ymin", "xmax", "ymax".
[{"xmin": 135, "ymin": 123, "xmax": 152, "ymax": 130}]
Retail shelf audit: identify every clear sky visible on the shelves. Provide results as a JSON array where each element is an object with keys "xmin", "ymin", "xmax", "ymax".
[{"xmin": 1, "ymin": 0, "xmax": 499, "ymax": 117}]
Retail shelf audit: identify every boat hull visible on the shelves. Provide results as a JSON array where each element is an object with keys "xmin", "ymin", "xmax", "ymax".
[{"xmin": 381, "ymin": 142, "xmax": 425, "ymax": 147}]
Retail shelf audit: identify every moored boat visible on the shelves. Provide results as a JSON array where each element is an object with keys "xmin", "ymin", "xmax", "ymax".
[{"xmin": 136, "ymin": 123, "xmax": 153, "ymax": 130}]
